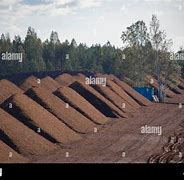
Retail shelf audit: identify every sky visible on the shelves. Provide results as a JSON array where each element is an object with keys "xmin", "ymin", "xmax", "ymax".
[{"xmin": 0, "ymin": 0, "xmax": 184, "ymax": 51}]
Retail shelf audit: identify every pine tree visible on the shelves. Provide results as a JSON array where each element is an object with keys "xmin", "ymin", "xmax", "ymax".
[{"xmin": 24, "ymin": 27, "xmax": 46, "ymax": 72}]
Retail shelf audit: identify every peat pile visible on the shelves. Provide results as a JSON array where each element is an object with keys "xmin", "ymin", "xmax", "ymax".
[
  {"xmin": 165, "ymin": 94, "xmax": 184, "ymax": 104},
  {"xmin": 0, "ymin": 108, "xmax": 56, "ymax": 156},
  {"xmin": 168, "ymin": 85, "xmax": 183, "ymax": 95},
  {"xmin": 172, "ymin": 77, "xmax": 184, "ymax": 92},
  {"xmin": 40, "ymin": 76, "xmax": 61, "ymax": 92},
  {"xmin": 55, "ymin": 73, "xmax": 126, "ymax": 117},
  {"xmin": 145, "ymin": 75, "xmax": 176, "ymax": 98},
  {"xmin": 25, "ymin": 86, "xmax": 95, "ymax": 133},
  {"xmin": 2, "ymin": 94, "xmax": 81, "ymax": 144},
  {"xmin": 92, "ymin": 84, "xmax": 137, "ymax": 113},
  {"xmin": 55, "ymin": 73, "xmax": 87, "ymax": 86},
  {"xmin": 178, "ymin": 77, "xmax": 184, "ymax": 89},
  {"xmin": 55, "ymin": 73, "xmax": 75, "ymax": 86},
  {"xmin": 73, "ymin": 73, "xmax": 86, "ymax": 83},
  {"xmin": 110, "ymin": 74, "xmax": 151, "ymax": 106},
  {"xmin": 19, "ymin": 75, "xmax": 39, "ymax": 91},
  {"xmin": 161, "ymin": 77, "xmax": 183, "ymax": 94},
  {"xmin": 2, "ymin": 72, "xmax": 176, "ymax": 163},
  {"xmin": 69, "ymin": 81, "xmax": 127, "ymax": 118},
  {"xmin": 166, "ymin": 78, "xmax": 184, "ymax": 94},
  {"xmin": 20, "ymin": 75, "xmax": 61, "ymax": 92},
  {"xmin": 105, "ymin": 79, "xmax": 141, "ymax": 109},
  {"xmin": 0, "ymin": 140, "xmax": 27, "ymax": 163},
  {"xmin": 0, "ymin": 79, "xmax": 23, "ymax": 104},
  {"xmin": 55, "ymin": 86, "xmax": 108, "ymax": 124}
]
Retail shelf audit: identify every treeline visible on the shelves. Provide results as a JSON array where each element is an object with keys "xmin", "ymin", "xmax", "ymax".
[
  {"xmin": 0, "ymin": 27, "xmax": 123, "ymax": 77},
  {"xmin": 0, "ymin": 15, "xmax": 183, "ymax": 88}
]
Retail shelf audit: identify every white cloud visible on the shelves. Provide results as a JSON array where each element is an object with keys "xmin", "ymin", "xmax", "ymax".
[
  {"xmin": 121, "ymin": 5, "xmax": 126, "ymax": 11},
  {"xmin": 144, "ymin": 0, "xmax": 172, "ymax": 2},
  {"xmin": 152, "ymin": 10, "xmax": 164, "ymax": 16},
  {"xmin": 120, "ymin": 5, "xmax": 128, "ymax": 14},
  {"xmin": 0, "ymin": 0, "xmax": 104, "ymax": 39},
  {"xmin": 0, "ymin": 0, "xmax": 103, "ymax": 19},
  {"xmin": 0, "ymin": 0, "xmax": 22, "ymax": 6},
  {"xmin": 0, "ymin": 0, "xmax": 183, "ymax": 52},
  {"xmin": 173, "ymin": 36, "xmax": 184, "ymax": 51},
  {"xmin": 178, "ymin": 4, "xmax": 182, "ymax": 11},
  {"xmin": 98, "ymin": 15, "xmax": 105, "ymax": 21},
  {"xmin": 93, "ymin": 27, "xmax": 97, "ymax": 37},
  {"xmin": 78, "ymin": 0, "xmax": 101, "ymax": 8}
]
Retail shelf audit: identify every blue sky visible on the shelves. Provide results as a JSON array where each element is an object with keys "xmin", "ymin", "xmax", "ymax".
[
  {"xmin": 0, "ymin": 0, "xmax": 184, "ymax": 51},
  {"xmin": 24, "ymin": 0, "xmax": 44, "ymax": 5}
]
